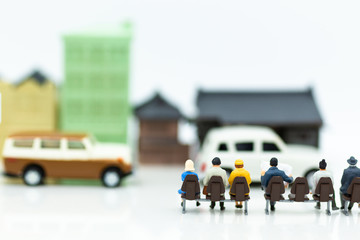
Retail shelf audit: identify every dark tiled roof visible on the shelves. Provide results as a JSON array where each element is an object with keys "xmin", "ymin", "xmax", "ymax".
[
  {"xmin": 135, "ymin": 93, "xmax": 182, "ymax": 120},
  {"xmin": 196, "ymin": 88, "xmax": 323, "ymax": 126},
  {"xmin": 16, "ymin": 70, "xmax": 48, "ymax": 86}
]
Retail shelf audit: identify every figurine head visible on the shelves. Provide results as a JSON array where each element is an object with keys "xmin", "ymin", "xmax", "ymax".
[
  {"xmin": 270, "ymin": 157, "xmax": 278, "ymax": 167},
  {"xmin": 319, "ymin": 159, "xmax": 327, "ymax": 170},
  {"xmin": 235, "ymin": 159, "xmax": 244, "ymax": 168},
  {"xmin": 212, "ymin": 157, "xmax": 221, "ymax": 166},
  {"xmin": 184, "ymin": 159, "xmax": 195, "ymax": 171},
  {"xmin": 347, "ymin": 156, "xmax": 358, "ymax": 166}
]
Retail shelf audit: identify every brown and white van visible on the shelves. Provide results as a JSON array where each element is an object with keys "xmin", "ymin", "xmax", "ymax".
[{"xmin": 2, "ymin": 132, "xmax": 132, "ymax": 187}]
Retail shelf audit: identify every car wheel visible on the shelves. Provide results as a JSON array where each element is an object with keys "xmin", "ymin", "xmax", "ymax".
[
  {"xmin": 305, "ymin": 169, "xmax": 317, "ymax": 190},
  {"xmin": 23, "ymin": 166, "xmax": 44, "ymax": 186},
  {"xmin": 102, "ymin": 168, "xmax": 121, "ymax": 188}
]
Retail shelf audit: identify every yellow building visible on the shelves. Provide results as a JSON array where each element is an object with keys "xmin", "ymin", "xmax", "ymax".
[{"xmin": 0, "ymin": 71, "xmax": 57, "ymax": 155}]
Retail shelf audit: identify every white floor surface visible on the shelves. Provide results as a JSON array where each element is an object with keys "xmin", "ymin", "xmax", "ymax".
[{"xmin": 0, "ymin": 165, "xmax": 360, "ymax": 240}]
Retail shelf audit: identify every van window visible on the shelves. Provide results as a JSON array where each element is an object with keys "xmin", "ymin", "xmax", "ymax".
[
  {"xmin": 41, "ymin": 139, "xmax": 60, "ymax": 149},
  {"xmin": 235, "ymin": 142, "xmax": 254, "ymax": 151},
  {"xmin": 68, "ymin": 140, "xmax": 86, "ymax": 150},
  {"xmin": 218, "ymin": 143, "xmax": 228, "ymax": 151},
  {"xmin": 13, "ymin": 139, "xmax": 33, "ymax": 148},
  {"xmin": 263, "ymin": 142, "xmax": 280, "ymax": 152}
]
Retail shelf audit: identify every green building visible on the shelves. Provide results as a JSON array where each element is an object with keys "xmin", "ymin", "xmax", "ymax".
[{"xmin": 60, "ymin": 22, "xmax": 132, "ymax": 143}]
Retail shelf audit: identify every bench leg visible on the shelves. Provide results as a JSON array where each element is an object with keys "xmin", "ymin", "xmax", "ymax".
[
  {"xmin": 343, "ymin": 200, "xmax": 349, "ymax": 216},
  {"xmin": 326, "ymin": 200, "xmax": 331, "ymax": 216},
  {"xmin": 245, "ymin": 200, "xmax": 248, "ymax": 215},
  {"xmin": 265, "ymin": 199, "xmax": 270, "ymax": 215},
  {"xmin": 182, "ymin": 199, "xmax": 186, "ymax": 214}
]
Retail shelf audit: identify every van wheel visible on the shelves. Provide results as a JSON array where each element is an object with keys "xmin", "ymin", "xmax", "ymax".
[
  {"xmin": 23, "ymin": 166, "xmax": 44, "ymax": 186},
  {"xmin": 102, "ymin": 168, "xmax": 122, "ymax": 188}
]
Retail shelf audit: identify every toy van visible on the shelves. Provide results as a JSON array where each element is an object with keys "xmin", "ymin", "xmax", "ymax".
[
  {"xmin": 197, "ymin": 126, "xmax": 320, "ymax": 186},
  {"xmin": 2, "ymin": 132, "xmax": 132, "ymax": 187}
]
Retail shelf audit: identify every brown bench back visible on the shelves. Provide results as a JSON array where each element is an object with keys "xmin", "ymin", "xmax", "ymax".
[
  {"xmin": 266, "ymin": 176, "xmax": 285, "ymax": 202},
  {"xmin": 290, "ymin": 177, "xmax": 310, "ymax": 202},
  {"xmin": 207, "ymin": 176, "xmax": 225, "ymax": 201},
  {"xmin": 181, "ymin": 174, "xmax": 200, "ymax": 200},
  {"xmin": 230, "ymin": 177, "xmax": 250, "ymax": 201},
  {"xmin": 314, "ymin": 177, "xmax": 334, "ymax": 202},
  {"xmin": 346, "ymin": 177, "xmax": 360, "ymax": 203}
]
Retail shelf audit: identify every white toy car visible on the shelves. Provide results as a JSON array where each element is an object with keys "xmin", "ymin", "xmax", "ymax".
[{"xmin": 196, "ymin": 125, "xmax": 320, "ymax": 187}]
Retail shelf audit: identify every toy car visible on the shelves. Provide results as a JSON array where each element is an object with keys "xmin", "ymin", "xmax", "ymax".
[
  {"xmin": 197, "ymin": 125, "xmax": 320, "ymax": 187},
  {"xmin": 2, "ymin": 132, "xmax": 132, "ymax": 187}
]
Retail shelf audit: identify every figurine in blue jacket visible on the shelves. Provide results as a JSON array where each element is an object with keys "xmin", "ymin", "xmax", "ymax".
[
  {"xmin": 340, "ymin": 156, "xmax": 360, "ymax": 210},
  {"xmin": 178, "ymin": 159, "xmax": 200, "ymax": 207},
  {"xmin": 261, "ymin": 157, "xmax": 293, "ymax": 211}
]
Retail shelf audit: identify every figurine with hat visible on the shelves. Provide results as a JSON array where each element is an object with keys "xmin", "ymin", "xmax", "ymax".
[
  {"xmin": 228, "ymin": 159, "xmax": 251, "ymax": 208},
  {"xmin": 340, "ymin": 156, "xmax": 360, "ymax": 210}
]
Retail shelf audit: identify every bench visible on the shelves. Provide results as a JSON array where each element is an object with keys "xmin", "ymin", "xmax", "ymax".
[
  {"xmin": 342, "ymin": 177, "xmax": 360, "ymax": 216},
  {"xmin": 181, "ymin": 176, "xmax": 250, "ymax": 214},
  {"xmin": 264, "ymin": 176, "xmax": 333, "ymax": 215}
]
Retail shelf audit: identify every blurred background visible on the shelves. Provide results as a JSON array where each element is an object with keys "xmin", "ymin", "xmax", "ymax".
[
  {"xmin": 1, "ymin": 0, "xmax": 360, "ymax": 159},
  {"xmin": 1, "ymin": 0, "xmax": 360, "ymax": 239}
]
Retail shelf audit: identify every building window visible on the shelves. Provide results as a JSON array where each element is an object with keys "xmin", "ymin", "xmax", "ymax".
[
  {"xmin": 68, "ymin": 101, "xmax": 83, "ymax": 115},
  {"xmin": 235, "ymin": 142, "xmax": 254, "ymax": 151},
  {"xmin": 91, "ymin": 47, "xmax": 103, "ymax": 63},
  {"xmin": 91, "ymin": 101, "xmax": 104, "ymax": 115}
]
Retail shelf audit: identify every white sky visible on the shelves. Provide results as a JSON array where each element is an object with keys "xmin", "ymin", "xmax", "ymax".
[{"xmin": 1, "ymin": 0, "xmax": 360, "ymax": 163}]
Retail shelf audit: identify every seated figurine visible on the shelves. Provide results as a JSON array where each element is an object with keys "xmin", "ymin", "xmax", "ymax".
[
  {"xmin": 261, "ymin": 157, "xmax": 293, "ymax": 211},
  {"xmin": 203, "ymin": 157, "xmax": 228, "ymax": 210},
  {"xmin": 340, "ymin": 156, "xmax": 360, "ymax": 211},
  {"xmin": 178, "ymin": 159, "xmax": 200, "ymax": 207},
  {"xmin": 312, "ymin": 159, "xmax": 339, "ymax": 210},
  {"xmin": 228, "ymin": 159, "xmax": 251, "ymax": 208}
]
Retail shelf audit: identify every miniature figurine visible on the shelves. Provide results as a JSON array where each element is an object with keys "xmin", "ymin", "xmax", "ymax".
[
  {"xmin": 228, "ymin": 159, "xmax": 251, "ymax": 208},
  {"xmin": 261, "ymin": 157, "xmax": 293, "ymax": 211},
  {"xmin": 312, "ymin": 159, "xmax": 339, "ymax": 210},
  {"xmin": 340, "ymin": 156, "xmax": 360, "ymax": 210},
  {"xmin": 203, "ymin": 157, "xmax": 228, "ymax": 210},
  {"xmin": 178, "ymin": 159, "xmax": 200, "ymax": 207}
]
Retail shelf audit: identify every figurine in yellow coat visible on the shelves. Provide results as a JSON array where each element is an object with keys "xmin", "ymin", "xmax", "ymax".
[{"xmin": 228, "ymin": 159, "xmax": 251, "ymax": 208}]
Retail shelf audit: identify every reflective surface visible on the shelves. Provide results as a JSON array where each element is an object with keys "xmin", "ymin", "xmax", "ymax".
[{"xmin": 0, "ymin": 165, "xmax": 359, "ymax": 239}]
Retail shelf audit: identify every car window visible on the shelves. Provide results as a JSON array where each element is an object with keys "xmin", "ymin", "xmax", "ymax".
[
  {"xmin": 218, "ymin": 143, "xmax": 228, "ymax": 151},
  {"xmin": 235, "ymin": 142, "xmax": 254, "ymax": 151},
  {"xmin": 263, "ymin": 142, "xmax": 280, "ymax": 152},
  {"xmin": 41, "ymin": 139, "xmax": 60, "ymax": 149},
  {"xmin": 68, "ymin": 140, "xmax": 86, "ymax": 150},
  {"xmin": 13, "ymin": 139, "xmax": 34, "ymax": 148}
]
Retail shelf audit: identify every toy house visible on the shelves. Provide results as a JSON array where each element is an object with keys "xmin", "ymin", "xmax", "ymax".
[
  {"xmin": 0, "ymin": 70, "xmax": 57, "ymax": 154},
  {"xmin": 135, "ymin": 93, "xmax": 189, "ymax": 164},
  {"xmin": 60, "ymin": 22, "xmax": 132, "ymax": 143},
  {"xmin": 196, "ymin": 88, "xmax": 323, "ymax": 147}
]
